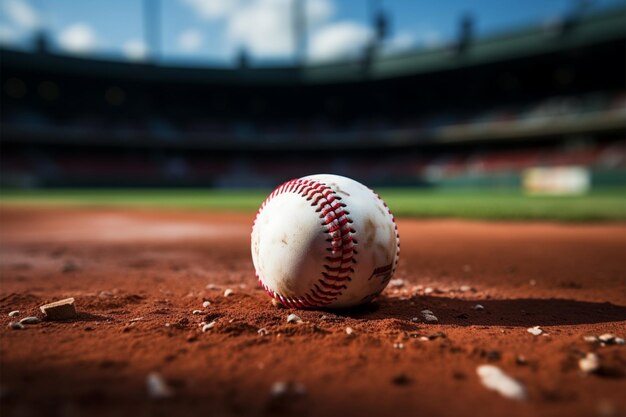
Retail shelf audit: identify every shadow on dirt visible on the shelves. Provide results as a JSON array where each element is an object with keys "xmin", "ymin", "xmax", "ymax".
[{"xmin": 337, "ymin": 296, "xmax": 626, "ymax": 326}]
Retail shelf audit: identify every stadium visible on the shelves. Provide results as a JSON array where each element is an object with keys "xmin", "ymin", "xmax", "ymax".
[{"xmin": 1, "ymin": 1, "xmax": 625, "ymax": 417}]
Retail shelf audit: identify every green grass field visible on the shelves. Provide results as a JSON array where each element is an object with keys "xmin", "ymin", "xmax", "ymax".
[{"xmin": 1, "ymin": 188, "xmax": 624, "ymax": 221}]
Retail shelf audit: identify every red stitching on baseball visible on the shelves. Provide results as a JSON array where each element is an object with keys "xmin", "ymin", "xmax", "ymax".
[{"xmin": 253, "ymin": 178, "xmax": 356, "ymax": 308}]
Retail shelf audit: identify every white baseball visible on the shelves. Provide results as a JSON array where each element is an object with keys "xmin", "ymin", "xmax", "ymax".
[{"xmin": 251, "ymin": 174, "xmax": 400, "ymax": 309}]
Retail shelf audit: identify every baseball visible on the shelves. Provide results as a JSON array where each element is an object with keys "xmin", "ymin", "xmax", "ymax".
[{"xmin": 251, "ymin": 174, "xmax": 400, "ymax": 309}]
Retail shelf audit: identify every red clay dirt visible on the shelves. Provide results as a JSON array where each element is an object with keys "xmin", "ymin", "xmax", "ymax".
[{"xmin": 0, "ymin": 206, "xmax": 625, "ymax": 417}]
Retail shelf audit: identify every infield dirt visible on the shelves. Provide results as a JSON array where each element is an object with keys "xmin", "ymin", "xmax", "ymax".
[{"xmin": 1, "ymin": 207, "xmax": 625, "ymax": 417}]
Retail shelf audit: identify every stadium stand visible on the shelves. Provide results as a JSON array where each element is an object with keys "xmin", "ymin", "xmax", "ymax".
[{"xmin": 1, "ymin": 7, "xmax": 624, "ymax": 188}]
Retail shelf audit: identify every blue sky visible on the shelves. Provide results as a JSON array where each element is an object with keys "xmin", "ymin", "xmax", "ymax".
[{"xmin": 0, "ymin": 0, "xmax": 622, "ymax": 65}]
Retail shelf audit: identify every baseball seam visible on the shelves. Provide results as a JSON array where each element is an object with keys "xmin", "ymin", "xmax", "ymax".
[
  {"xmin": 372, "ymin": 190, "xmax": 401, "ymax": 277},
  {"xmin": 253, "ymin": 178, "xmax": 356, "ymax": 309}
]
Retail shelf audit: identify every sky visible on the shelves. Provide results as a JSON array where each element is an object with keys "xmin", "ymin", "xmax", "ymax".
[{"xmin": 0, "ymin": 0, "xmax": 622, "ymax": 66}]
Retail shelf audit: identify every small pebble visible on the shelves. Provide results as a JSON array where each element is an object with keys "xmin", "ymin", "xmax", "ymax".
[
  {"xmin": 206, "ymin": 283, "xmax": 218, "ymax": 290},
  {"xmin": 424, "ymin": 287, "xmax": 434, "ymax": 295},
  {"xmin": 345, "ymin": 326, "xmax": 355, "ymax": 335},
  {"xmin": 516, "ymin": 355, "xmax": 527, "ymax": 365},
  {"xmin": 8, "ymin": 322, "xmax": 25, "ymax": 330},
  {"xmin": 270, "ymin": 381, "xmax": 288, "ymax": 397},
  {"xmin": 419, "ymin": 336, "xmax": 429, "ymax": 341},
  {"xmin": 428, "ymin": 332, "xmax": 446, "ymax": 340},
  {"xmin": 19, "ymin": 317, "xmax": 41, "ymax": 325},
  {"xmin": 393, "ymin": 342, "xmax": 404, "ymax": 349},
  {"xmin": 146, "ymin": 372, "xmax": 173, "ymax": 399},
  {"xmin": 472, "ymin": 304, "xmax": 485, "ymax": 311},
  {"xmin": 527, "ymin": 326, "xmax": 543, "ymax": 336},
  {"xmin": 477, "ymin": 365, "xmax": 527, "ymax": 401},
  {"xmin": 8, "ymin": 311, "xmax": 19, "ymax": 317},
  {"xmin": 287, "ymin": 313, "xmax": 302, "ymax": 324},
  {"xmin": 459, "ymin": 285, "xmax": 473, "ymax": 292},
  {"xmin": 192, "ymin": 310, "xmax": 203, "ymax": 315},
  {"xmin": 224, "ymin": 289, "xmax": 234, "ymax": 297},
  {"xmin": 583, "ymin": 335, "xmax": 599, "ymax": 343},
  {"xmin": 579, "ymin": 353, "xmax": 600, "ymax": 373},
  {"xmin": 202, "ymin": 321, "xmax": 216, "ymax": 332},
  {"xmin": 202, "ymin": 301, "xmax": 211, "ymax": 308},
  {"xmin": 258, "ymin": 328, "xmax": 269, "ymax": 336},
  {"xmin": 270, "ymin": 381, "xmax": 306, "ymax": 398},
  {"xmin": 410, "ymin": 317, "xmax": 419, "ymax": 322},
  {"xmin": 421, "ymin": 309, "xmax": 438, "ymax": 323}
]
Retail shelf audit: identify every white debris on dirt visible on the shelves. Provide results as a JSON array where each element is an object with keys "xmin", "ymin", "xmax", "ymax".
[
  {"xmin": 472, "ymin": 304, "xmax": 485, "ymax": 311},
  {"xmin": 202, "ymin": 321, "xmax": 216, "ymax": 332},
  {"xmin": 258, "ymin": 328, "xmax": 269, "ymax": 336},
  {"xmin": 8, "ymin": 311, "xmax": 19, "ymax": 317},
  {"xmin": 202, "ymin": 301, "xmax": 211, "ymax": 308},
  {"xmin": 271, "ymin": 299, "xmax": 285, "ymax": 309},
  {"xmin": 423, "ymin": 287, "xmax": 434, "ymax": 295},
  {"xmin": 393, "ymin": 342, "xmax": 404, "ymax": 349},
  {"xmin": 191, "ymin": 310, "xmax": 202, "ymax": 315},
  {"xmin": 19, "ymin": 317, "xmax": 41, "ymax": 325},
  {"xmin": 459, "ymin": 285, "xmax": 474, "ymax": 292},
  {"xmin": 527, "ymin": 326, "xmax": 543, "ymax": 336},
  {"xmin": 206, "ymin": 283, "xmax": 218, "ymax": 290},
  {"xmin": 410, "ymin": 317, "xmax": 419, "ymax": 322},
  {"xmin": 579, "ymin": 353, "xmax": 600, "ymax": 373},
  {"xmin": 223, "ymin": 288, "xmax": 234, "ymax": 297},
  {"xmin": 146, "ymin": 372, "xmax": 173, "ymax": 399},
  {"xmin": 389, "ymin": 278, "xmax": 405, "ymax": 288},
  {"xmin": 421, "ymin": 309, "xmax": 439, "ymax": 323},
  {"xmin": 129, "ymin": 317, "xmax": 144, "ymax": 323},
  {"xmin": 584, "ymin": 335, "xmax": 599, "ymax": 343},
  {"xmin": 476, "ymin": 365, "xmax": 527, "ymax": 401},
  {"xmin": 270, "ymin": 381, "xmax": 306, "ymax": 398},
  {"xmin": 287, "ymin": 313, "xmax": 302, "ymax": 324},
  {"xmin": 8, "ymin": 322, "xmax": 25, "ymax": 330},
  {"xmin": 345, "ymin": 326, "xmax": 354, "ymax": 335},
  {"xmin": 270, "ymin": 381, "xmax": 288, "ymax": 397}
]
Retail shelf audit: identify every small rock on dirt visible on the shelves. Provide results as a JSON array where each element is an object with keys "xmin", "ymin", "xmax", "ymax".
[
  {"xmin": 19, "ymin": 317, "xmax": 41, "ymax": 325},
  {"xmin": 39, "ymin": 298, "xmax": 77, "ymax": 321},
  {"xmin": 223, "ymin": 289, "xmax": 234, "ymax": 297},
  {"xmin": 146, "ymin": 372, "xmax": 173, "ymax": 399},
  {"xmin": 287, "ymin": 313, "xmax": 302, "ymax": 324},
  {"xmin": 527, "ymin": 326, "xmax": 543, "ymax": 336},
  {"xmin": 421, "ymin": 309, "xmax": 439, "ymax": 323},
  {"xmin": 579, "ymin": 353, "xmax": 600, "ymax": 373},
  {"xmin": 7, "ymin": 311, "xmax": 19, "ymax": 317},
  {"xmin": 8, "ymin": 322, "xmax": 25, "ymax": 330}
]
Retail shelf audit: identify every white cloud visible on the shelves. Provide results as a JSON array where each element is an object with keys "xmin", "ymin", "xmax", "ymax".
[
  {"xmin": 181, "ymin": 0, "xmax": 241, "ymax": 20},
  {"xmin": 1, "ymin": 0, "xmax": 39, "ymax": 30},
  {"xmin": 306, "ymin": 0, "xmax": 334, "ymax": 27},
  {"xmin": 178, "ymin": 28, "xmax": 203, "ymax": 51},
  {"xmin": 122, "ymin": 39, "xmax": 147, "ymax": 60},
  {"xmin": 226, "ymin": 0, "xmax": 293, "ymax": 57},
  {"xmin": 309, "ymin": 21, "xmax": 371, "ymax": 61},
  {"xmin": 57, "ymin": 23, "xmax": 97, "ymax": 53},
  {"xmin": 0, "ymin": 24, "xmax": 17, "ymax": 43},
  {"xmin": 179, "ymin": 0, "xmax": 335, "ymax": 59}
]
